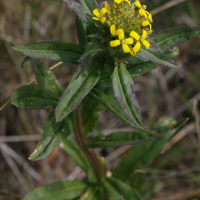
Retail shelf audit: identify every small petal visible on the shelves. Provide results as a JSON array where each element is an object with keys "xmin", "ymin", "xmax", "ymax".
[
  {"xmin": 125, "ymin": 37, "xmax": 133, "ymax": 44},
  {"xmin": 130, "ymin": 49, "xmax": 136, "ymax": 56},
  {"xmin": 139, "ymin": 9, "xmax": 147, "ymax": 18},
  {"xmin": 114, "ymin": 0, "xmax": 122, "ymax": 4},
  {"xmin": 134, "ymin": 1, "xmax": 142, "ymax": 8},
  {"xmin": 93, "ymin": 9, "xmax": 100, "ymax": 18},
  {"xmin": 142, "ymin": 20, "xmax": 149, "ymax": 27},
  {"xmin": 143, "ymin": 40, "xmax": 150, "ymax": 49},
  {"xmin": 93, "ymin": 17, "xmax": 100, "ymax": 21},
  {"xmin": 130, "ymin": 31, "xmax": 140, "ymax": 41},
  {"xmin": 117, "ymin": 29, "xmax": 124, "ymax": 40},
  {"xmin": 142, "ymin": 30, "xmax": 147, "ymax": 39},
  {"xmin": 133, "ymin": 41, "xmax": 141, "ymax": 53},
  {"xmin": 100, "ymin": 8, "xmax": 108, "ymax": 17},
  {"xmin": 100, "ymin": 17, "xmax": 106, "ymax": 23},
  {"xmin": 122, "ymin": 44, "xmax": 130, "ymax": 53},
  {"xmin": 110, "ymin": 25, "xmax": 116, "ymax": 35},
  {"xmin": 124, "ymin": 0, "xmax": 131, "ymax": 5},
  {"xmin": 110, "ymin": 40, "xmax": 121, "ymax": 47}
]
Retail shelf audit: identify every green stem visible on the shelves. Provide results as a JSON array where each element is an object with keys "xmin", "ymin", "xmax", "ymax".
[{"xmin": 74, "ymin": 104, "xmax": 105, "ymax": 178}]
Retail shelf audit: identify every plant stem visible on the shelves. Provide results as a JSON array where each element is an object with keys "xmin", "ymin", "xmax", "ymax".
[{"xmin": 74, "ymin": 104, "xmax": 105, "ymax": 178}]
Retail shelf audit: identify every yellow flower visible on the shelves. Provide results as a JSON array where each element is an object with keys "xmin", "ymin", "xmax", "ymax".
[
  {"xmin": 134, "ymin": 1, "xmax": 150, "ymax": 19},
  {"xmin": 93, "ymin": 8, "xmax": 108, "ymax": 23},
  {"xmin": 114, "ymin": 0, "xmax": 130, "ymax": 5},
  {"xmin": 142, "ymin": 20, "xmax": 152, "ymax": 32},
  {"xmin": 130, "ymin": 30, "xmax": 150, "ymax": 54},
  {"xmin": 110, "ymin": 29, "xmax": 133, "ymax": 53},
  {"xmin": 110, "ymin": 24, "xmax": 121, "ymax": 36}
]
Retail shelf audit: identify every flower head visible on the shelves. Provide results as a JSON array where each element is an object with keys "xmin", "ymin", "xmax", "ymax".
[
  {"xmin": 92, "ymin": 0, "xmax": 153, "ymax": 57},
  {"xmin": 110, "ymin": 29, "xmax": 133, "ymax": 53},
  {"xmin": 93, "ymin": 8, "xmax": 108, "ymax": 23}
]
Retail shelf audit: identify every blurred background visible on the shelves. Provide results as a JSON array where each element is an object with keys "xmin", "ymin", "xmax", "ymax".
[{"xmin": 0, "ymin": 0, "xmax": 200, "ymax": 199}]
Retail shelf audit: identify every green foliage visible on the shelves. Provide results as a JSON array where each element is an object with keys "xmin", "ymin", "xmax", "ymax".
[
  {"xmin": 82, "ymin": 185, "xmax": 104, "ymax": 200},
  {"xmin": 151, "ymin": 26, "xmax": 200, "ymax": 52},
  {"xmin": 112, "ymin": 117, "xmax": 181, "ymax": 180},
  {"xmin": 23, "ymin": 180, "xmax": 89, "ymax": 200},
  {"xmin": 90, "ymin": 88, "xmax": 141, "ymax": 129},
  {"xmin": 10, "ymin": 0, "xmax": 200, "ymax": 199},
  {"xmin": 13, "ymin": 41, "xmax": 84, "ymax": 64},
  {"xmin": 61, "ymin": 139, "xmax": 97, "ymax": 182},
  {"xmin": 55, "ymin": 57, "xmax": 102, "ymax": 122},
  {"xmin": 76, "ymin": 16, "xmax": 88, "ymax": 47},
  {"xmin": 87, "ymin": 118, "xmax": 188, "ymax": 148},
  {"xmin": 82, "ymin": 96, "xmax": 103, "ymax": 135},
  {"xmin": 29, "ymin": 112, "xmax": 73, "ymax": 160},
  {"xmin": 112, "ymin": 63, "xmax": 145, "ymax": 130},
  {"xmin": 23, "ymin": 57, "xmax": 64, "ymax": 95},
  {"xmin": 137, "ymin": 44, "xmax": 177, "ymax": 68},
  {"xmin": 11, "ymin": 85, "xmax": 59, "ymax": 110},
  {"xmin": 128, "ymin": 47, "xmax": 179, "ymax": 79},
  {"xmin": 102, "ymin": 177, "xmax": 143, "ymax": 200}
]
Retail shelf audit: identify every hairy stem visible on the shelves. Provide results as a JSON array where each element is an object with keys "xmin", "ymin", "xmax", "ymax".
[{"xmin": 74, "ymin": 104, "xmax": 105, "ymax": 178}]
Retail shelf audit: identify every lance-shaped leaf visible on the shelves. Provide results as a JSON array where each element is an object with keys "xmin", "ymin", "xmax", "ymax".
[
  {"xmin": 102, "ymin": 178, "xmax": 143, "ymax": 200},
  {"xmin": 82, "ymin": 96, "xmax": 103, "ymax": 135},
  {"xmin": 112, "ymin": 117, "xmax": 188, "ymax": 180},
  {"xmin": 29, "ymin": 111, "xmax": 73, "ymax": 160},
  {"xmin": 60, "ymin": 139, "xmax": 97, "ymax": 182},
  {"xmin": 137, "ymin": 42, "xmax": 177, "ymax": 68},
  {"xmin": 87, "ymin": 118, "xmax": 188, "ymax": 148},
  {"xmin": 98, "ymin": 47, "xmax": 179, "ymax": 88},
  {"xmin": 89, "ymin": 88, "xmax": 140, "ymax": 130},
  {"xmin": 151, "ymin": 26, "xmax": 200, "ymax": 52},
  {"xmin": 78, "ymin": 42, "xmax": 105, "ymax": 72},
  {"xmin": 11, "ymin": 85, "xmax": 59, "ymax": 110},
  {"xmin": 76, "ymin": 16, "xmax": 88, "ymax": 47},
  {"xmin": 12, "ymin": 41, "xmax": 84, "ymax": 64},
  {"xmin": 64, "ymin": 0, "xmax": 99, "ymax": 25},
  {"xmin": 56, "ymin": 57, "xmax": 101, "ymax": 122},
  {"xmin": 23, "ymin": 57, "xmax": 64, "ymax": 96},
  {"xmin": 23, "ymin": 180, "xmax": 89, "ymax": 200},
  {"xmin": 127, "ymin": 47, "xmax": 179, "ymax": 79},
  {"xmin": 112, "ymin": 63, "xmax": 145, "ymax": 130}
]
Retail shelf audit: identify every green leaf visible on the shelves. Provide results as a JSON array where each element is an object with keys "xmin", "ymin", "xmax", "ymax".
[
  {"xmin": 112, "ymin": 117, "xmax": 187, "ymax": 180},
  {"xmin": 76, "ymin": 16, "xmax": 87, "ymax": 47},
  {"xmin": 55, "ymin": 57, "xmax": 101, "ymax": 122},
  {"xmin": 11, "ymin": 85, "xmax": 59, "ymax": 110},
  {"xmin": 64, "ymin": 0, "xmax": 98, "ymax": 26},
  {"xmin": 81, "ymin": 185, "xmax": 103, "ymax": 200},
  {"xmin": 127, "ymin": 47, "xmax": 179, "ymax": 79},
  {"xmin": 96, "ymin": 59, "xmax": 115, "ymax": 88},
  {"xmin": 89, "ymin": 88, "xmax": 140, "ymax": 129},
  {"xmin": 79, "ymin": 42, "xmax": 104, "ymax": 71},
  {"xmin": 12, "ymin": 41, "xmax": 84, "ymax": 64},
  {"xmin": 82, "ymin": 96, "xmax": 103, "ymax": 135},
  {"xmin": 29, "ymin": 111, "xmax": 73, "ymax": 160},
  {"xmin": 112, "ymin": 63, "xmax": 145, "ymax": 130},
  {"xmin": 99, "ymin": 47, "xmax": 179, "ymax": 88},
  {"xmin": 60, "ymin": 138, "xmax": 97, "ymax": 182},
  {"xmin": 102, "ymin": 177, "xmax": 143, "ymax": 200},
  {"xmin": 23, "ymin": 57, "xmax": 64, "ymax": 96},
  {"xmin": 87, "ymin": 118, "xmax": 188, "ymax": 148},
  {"xmin": 23, "ymin": 180, "xmax": 89, "ymax": 200},
  {"xmin": 137, "ymin": 43, "xmax": 177, "ymax": 68},
  {"xmin": 151, "ymin": 26, "xmax": 200, "ymax": 52},
  {"xmin": 79, "ymin": 0, "xmax": 99, "ymax": 14}
]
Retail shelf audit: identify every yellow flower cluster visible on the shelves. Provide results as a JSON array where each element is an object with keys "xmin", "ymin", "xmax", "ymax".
[{"xmin": 92, "ymin": 0, "xmax": 153, "ymax": 56}]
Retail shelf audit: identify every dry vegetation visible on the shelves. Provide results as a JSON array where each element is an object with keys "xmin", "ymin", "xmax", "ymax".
[{"xmin": 0, "ymin": 0, "xmax": 200, "ymax": 199}]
